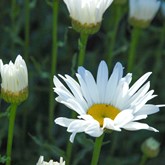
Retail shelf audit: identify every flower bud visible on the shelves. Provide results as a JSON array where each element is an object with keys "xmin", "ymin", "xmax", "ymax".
[
  {"xmin": 141, "ymin": 137, "xmax": 160, "ymax": 158},
  {"xmin": 36, "ymin": 156, "xmax": 65, "ymax": 165},
  {"xmin": 0, "ymin": 55, "xmax": 28, "ymax": 104},
  {"xmin": 63, "ymin": 0, "xmax": 113, "ymax": 34},
  {"xmin": 129, "ymin": 0, "xmax": 161, "ymax": 28}
]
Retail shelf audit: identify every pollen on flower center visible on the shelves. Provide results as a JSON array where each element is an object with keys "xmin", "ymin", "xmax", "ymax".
[{"xmin": 87, "ymin": 104, "xmax": 121, "ymax": 127}]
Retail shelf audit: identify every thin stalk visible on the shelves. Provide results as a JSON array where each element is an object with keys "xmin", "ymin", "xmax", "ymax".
[
  {"xmin": 48, "ymin": 0, "xmax": 59, "ymax": 138},
  {"xmin": 22, "ymin": 0, "xmax": 30, "ymax": 155},
  {"xmin": 153, "ymin": 23, "xmax": 165, "ymax": 86},
  {"xmin": 127, "ymin": 27, "xmax": 141, "ymax": 72},
  {"xmin": 107, "ymin": 5, "xmax": 122, "ymax": 68},
  {"xmin": 24, "ymin": 0, "xmax": 30, "ymax": 62},
  {"xmin": 65, "ymin": 32, "xmax": 89, "ymax": 165},
  {"xmin": 139, "ymin": 154, "xmax": 148, "ymax": 165},
  {"xmin": 91, "ymin": 134, "xmax": 105, "ymax": 165},
  {"xmin": 6, "ymin": 104, "xmax": 17, "ymax": 165},
  {"xmin": 11, "ymin": 0, "xmax": 16, "ymax": 52},
  {"xmin": 78, "ymin": 33, "xmax": 89, "ymax": 66},
  {"xmin": 66, "ymin": 140, "xmax": 72, "ymax": 165}
]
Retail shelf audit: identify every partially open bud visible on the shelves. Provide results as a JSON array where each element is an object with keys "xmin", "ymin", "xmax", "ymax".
[
  {"xmin": 63, "ymin": 0, "xmax": 113, "ymax": 34},
  {"xmin": 141, "ymin": 137, "xmax": 160, "ymax": 158},
  {"xmin": 129, "ymin": 0, "xmax": 161, "ymax": 28},
  {"xmin": 0, "ymin": 55, "xmax": 28, "ymax": 104},
  {"xmin": 36, "ymin": 156, "xmax": 65, "ymax": 165}
]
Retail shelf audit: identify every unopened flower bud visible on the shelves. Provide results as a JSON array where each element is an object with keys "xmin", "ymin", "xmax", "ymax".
[
  {"xmin": 36, "ymin": 156, "xmax": 65, "ymax": 165},
  {"xmin": 141, "ymin": 137, "xmax": 160, "ymax": 158},
  {"xmin": 0, "ymin": 55, "xmax": 28, "ymax": 104},
  {"xmin": 63, "ymin": 0, "xmax": 113, "ymax": 34},
  {"xmin": 129, "ymin": 0, "xmax": 161, "ymax": 28}
]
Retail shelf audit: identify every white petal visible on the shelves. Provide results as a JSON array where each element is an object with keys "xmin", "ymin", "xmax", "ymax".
[
  {"xmin": 78, "ymin": 114, "xmax": 93, "ymax": 120},
  {"xmin": 76, "ymin": 73, "xmax": 93, "ymax": 107},
  {"xmin": 58, "ymin": 99, "xmax": 86, "ymax": 115},
  {"xmin": 55, "ymin": 117, "xmax": 74, "ymax": 127},
  {"xmin": 156, "ymin": 104, "xmax": 165, "ymax": 107},
  {"xmin": 133, "ymin": 90, "xmax": 157, "ymax": 113},
  {"xmin": 105, "ymin": 62, "xmax": 123, "ymax": 103},
  {"xmin": 67, "ymin": 119, "xmax": 90, "ymax": 132},
  {"xmin": 78, "ymin": 67, "xmax": 100, "ymax": 103},
  {"xmin": 70, "ymin": 132, "xmax": 77, "ymax": 143},
  {"xmin": 96, "ymin": 61, "xmax": 108, "ymax": 103},
  {"xmin": 85, "ymin": 120, "xmax": 103, "ymax": 137},
  {"xmin": 133, "ymin": 115, "xmax": 148, "ymax": 121},
  {"xmin": 125, "ymin": 82, "xmax": 150, "ymax": 108},
  {"xmin": 128, "ymin": 72, "xmax": 152, "ymax": 96},
  {"xmin": 114, "ymin": 109, "xmax": 134, "ymax": 127},
  {"xmin": 123, "ymin": 122, "xmax": 159, "ymax": 132},
  {"xmin": 103, "ymin": 118, "xmax": 121, "ymax": 131},
  {"xmin": 135, "ymin": 104, "xmax": 159, "ymax": 116}
]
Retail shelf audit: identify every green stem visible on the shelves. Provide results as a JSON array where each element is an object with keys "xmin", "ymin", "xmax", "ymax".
[
  {"xmin": 65, "ymin": 32, "xmax": 89, "ymax": 164},
  {"xmin": 24, "ymin": 0, "xmax": 30, "ymax": 62},
  {"xmin": 107, "ymin": 5, "xmax": 122, "ymax": 68},
  {"xmin": 153, "ymin": 23, "xmax": 165, "ymax": 86},
  {"xmin": 78, "ymin": 33, "xmax": 89, "ymax": 66},
  {"xmin": 6, "ymin": 104, "xmax": 17, "ymax": 165},
  {"xmin": 21, "ymin": 0, "xmax": 30, "ymax": 155},
  {"xmin": 127, "ymin": 27, "xmax": 141, "ymax": 72},
  {"xmin": 66, "ymin": 140, "xmax": 72, "ymax": 165},
  {"xmin": 11, "ymin": 0, "xmax": 16, "ymax": 52},
  {"xmin": 48, "ymin": 0, "xmax": 59, "ymax": 138},
  {"xmin": 139, "ymin": 154, "xmax": 148, "ymax": 165},
  {"xmin": 91, "ymin": 134, "xmax": 105, "ymax": 165}
]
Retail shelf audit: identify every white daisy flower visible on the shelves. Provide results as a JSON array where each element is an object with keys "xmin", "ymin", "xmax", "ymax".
[
  {"xmin": 54, "ymin": 61, "xmax": 160, "ymax": 143},
  {"xmin": 0, "ymin": 55, "xmax": 28, "ymax": 103},
  {"xmin": 63, "ymin": 0, "xmax": 113, "ymax": 34},
  {"xmin": 129, "ymin": 0, "xmax": 161, "ymax": 28},
  {"xmin": 36, "ymin": 156, "xmax": 65, "ymax": 165}
]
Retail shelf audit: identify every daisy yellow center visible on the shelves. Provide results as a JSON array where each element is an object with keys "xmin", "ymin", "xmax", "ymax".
[{"xmin": 87, "ymin": 104, "xmax": 120, "ymax": 127}]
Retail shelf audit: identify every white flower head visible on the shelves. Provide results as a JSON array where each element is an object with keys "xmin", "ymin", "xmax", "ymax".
[
  {"xmin": 129, "ymin": 0, "xmax": 161, "ymax": 28},
  {"xmin": 0, "ymin": 55, "xmax": 28, "ymax": 103},
  {"xmin": 54, "ymin": 61, "xmax": 162, "ymax": 143},
  {"xmin": 63, "ymin": 0, "xmax": 113, "ymax": 34},
  {"xmin": 36, "ymin": 156, "xmax": 65, "ymax": 165}
]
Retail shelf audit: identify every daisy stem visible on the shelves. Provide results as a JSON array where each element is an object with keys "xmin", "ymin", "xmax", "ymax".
[
  {"xmin": 153, "ymin": 22, "xmax": 165, "ymax": 86},
  {"xmin": 66, "ymin": 140, "xmax": 72, "ymax": 165},
  {"xmin": 127, "ymin": 27, "xmax": 141, "ymax": 72},
  {"xmin": 78, "ymin": 33, "xmax": 89, "ymax": 66},
  {"xmin": 48, "ymin": 0, "xmax": 59, "ymax": 139},
  {"xmin": 24, "ymin": 0, "xmax": 30, "ymax": 62},
  {"xmin": 21, "ymin": 0, "xmax": 30, "ymax": 154},
  {"xmin": 91, "ymin": 134, "xmax": 105, "ymax": 165},
  {"xmin": 6, "ymin": 104, "xmax": 17, "ymax": 165},
  {"xmin": 139, "ymin": 154, "xmax": 148, "ymax": 165},
  {"xmin": 107, "ymin": 5, "xmax": 122, "ymax": 68},
  {"xmin": 11, "ymin": 0, "xmax": 16, "ymax": 53},
  {"xmin": 65, "ymin": 32, "xmax": 89, "ymax": 164}
]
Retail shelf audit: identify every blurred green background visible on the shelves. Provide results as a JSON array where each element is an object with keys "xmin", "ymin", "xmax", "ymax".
[{"xmin": 0, "ymin": 0, "xmax": 165, "ymax": 165}]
